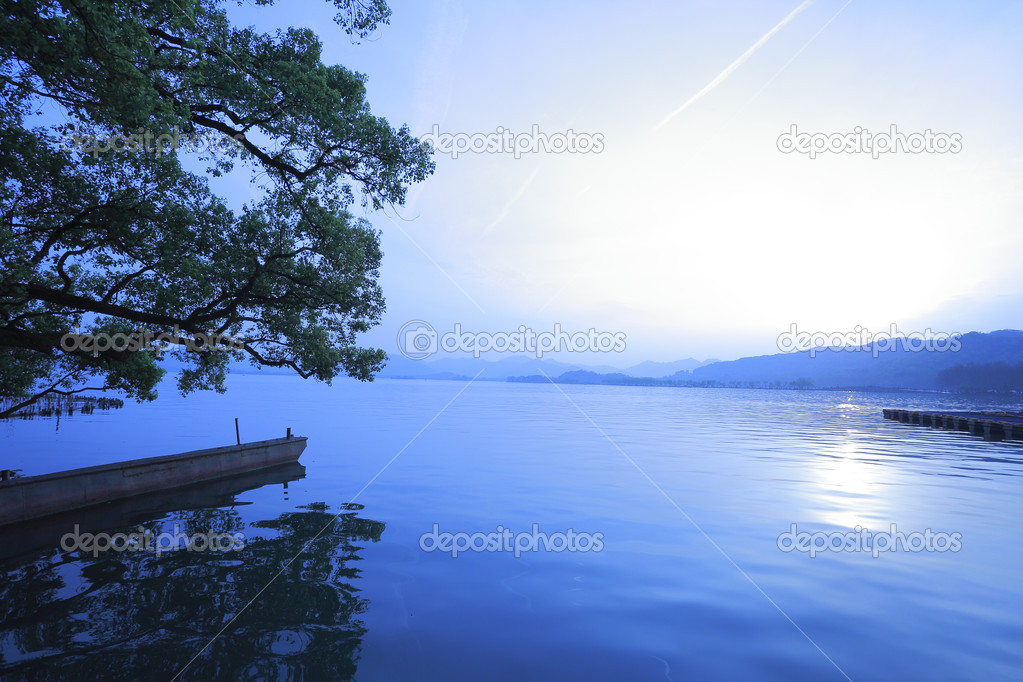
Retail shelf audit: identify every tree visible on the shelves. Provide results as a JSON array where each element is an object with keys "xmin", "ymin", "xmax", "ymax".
[
  {"xmin": 0, "ymin": 502, "xmax": 386, "ymax": 679},
  {"xmin": 0, "ymin": 0, "xmax": 434, "ymax": 417}
]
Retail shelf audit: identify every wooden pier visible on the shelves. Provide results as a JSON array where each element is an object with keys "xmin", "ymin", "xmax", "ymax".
[{"xmin": 882, "ymin": 409, "xmax": 1023, "ymax": 442}]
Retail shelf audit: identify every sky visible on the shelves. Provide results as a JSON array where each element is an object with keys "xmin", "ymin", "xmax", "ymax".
[{"xmin": 218, "ymin": 0, "xmax": 1023, "ymax": 366}]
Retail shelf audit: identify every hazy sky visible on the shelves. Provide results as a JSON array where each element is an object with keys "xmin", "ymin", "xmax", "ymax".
[{"xmin": 222, "ymin": 0, "xmax": 1023, "ymax": 364}]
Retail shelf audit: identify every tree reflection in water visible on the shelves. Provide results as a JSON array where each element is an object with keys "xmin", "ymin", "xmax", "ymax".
[{"xmin": 0, "ymin": 503, "xmax": 385, "ymax": 680}]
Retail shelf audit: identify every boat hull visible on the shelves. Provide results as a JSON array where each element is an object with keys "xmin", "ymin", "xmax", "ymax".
[{"xmin": 0, "ymin": 436, "xmax": 306, "ymax": 526}]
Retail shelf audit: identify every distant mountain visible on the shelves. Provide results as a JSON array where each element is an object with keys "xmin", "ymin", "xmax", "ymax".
[
  {"xmin": 510, "ymin": 370, "xmax": 663, "ymax": 386},
  {"xmin": 937, "ymin": 361, "xmax": 1023, "ymax": 393},
  {"xmin": 377, "ymin": 355, "xmax": 723, "ymax": 381},
  {"xmin": 163, "ymin": 331, "xmax": 1023, "ymax": 393},
  {"xmin": 377, "ymin": 354, "xmax": 624, "ymax": 380},
  {"xmin": 160, "ymin": 352, "xmax": 717, "ymax": 382},
  {"xmin": 687, "ymin": 330, "xmax": 1023, "ymax": 389},
  {"xmin": 619, "ymin": 358, "xmax": 718, "ymax": 377},
  {"xmin": 507, "ymin": 330, "xmax": 1023, "ymax": 392}
]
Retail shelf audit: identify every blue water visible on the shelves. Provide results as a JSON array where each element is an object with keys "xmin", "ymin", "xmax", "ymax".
[{"xmin": 2, "ymin": 375, "xmax": 1022, "ymax": 680}]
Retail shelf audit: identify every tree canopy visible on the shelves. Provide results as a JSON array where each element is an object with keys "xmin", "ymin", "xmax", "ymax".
[{"xmin": 0, "ymin": 0, "xmax": 434, "ymax": 417}]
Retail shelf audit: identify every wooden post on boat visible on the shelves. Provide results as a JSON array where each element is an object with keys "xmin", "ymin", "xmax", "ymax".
[{"xmin": 235, "ymin": 418, "xmax": 240, "ymax": 445}]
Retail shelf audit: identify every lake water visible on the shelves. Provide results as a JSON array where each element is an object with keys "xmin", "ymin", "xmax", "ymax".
[{"xmin": 1, "ymin": 375, "xmax": 1022, "ymax": 680}]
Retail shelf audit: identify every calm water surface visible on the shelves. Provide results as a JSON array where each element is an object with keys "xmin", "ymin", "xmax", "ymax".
[{"xmin": 1, "ymin": 375, "xmax": 1022, "ymax": 680}]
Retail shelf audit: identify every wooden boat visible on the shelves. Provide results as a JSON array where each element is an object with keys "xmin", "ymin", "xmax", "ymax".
[{"xmin": 0, "ymin": 434, "xmax": 306, "ymax": 525}]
